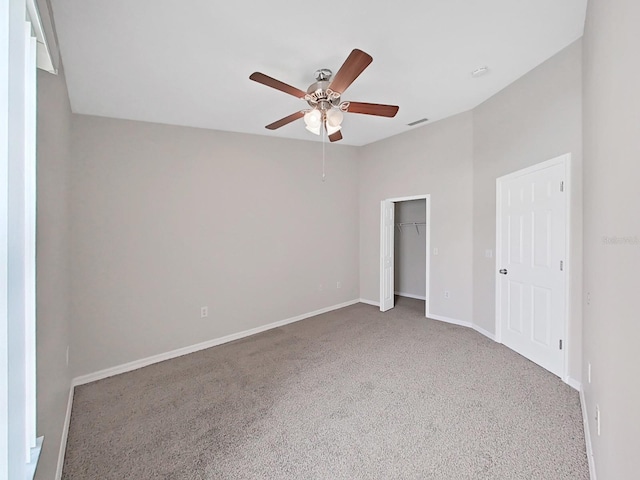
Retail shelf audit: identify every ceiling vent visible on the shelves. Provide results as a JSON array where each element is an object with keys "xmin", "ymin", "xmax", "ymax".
[{"xmin": 407, "ymin": 118, "xmax": 429, "ymax": 127}]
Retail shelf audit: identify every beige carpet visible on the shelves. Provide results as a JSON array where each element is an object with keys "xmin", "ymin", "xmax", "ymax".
[{"xmin": 62, "ymin": 297, "xmax": 589, "ymax": 479}]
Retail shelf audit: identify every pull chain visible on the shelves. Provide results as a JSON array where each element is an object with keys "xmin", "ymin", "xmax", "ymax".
[{"xmin": 322, "ymin": 122, "xmax": 326, "ymax": 182}]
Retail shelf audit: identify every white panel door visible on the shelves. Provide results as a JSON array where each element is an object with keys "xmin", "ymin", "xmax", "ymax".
[
  {"xmin": 497, "ymin": 161, "xmax": 567, "ymax": 377},
  {"xmin": 380, "ymin": 200, "xmax": 395, "ymax": 312}
]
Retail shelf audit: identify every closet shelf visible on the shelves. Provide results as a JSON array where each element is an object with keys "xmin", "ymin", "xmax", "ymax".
[{"xmin": 396, "ymin": 222, "xmax": 426, "ymax": 234}]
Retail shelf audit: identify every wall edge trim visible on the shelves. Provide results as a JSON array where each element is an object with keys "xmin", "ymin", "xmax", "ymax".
[
  {"xmin": 428, "ymin": 313, "xmax": 472, "ymax": 328},
  {"xmin": 471, "ymin": 324, "xmax": 496, "ymax": 341},
  {"xmin": 394, "ymin": 292, "xmax": 427, "ymax": 301},
  {"xmin": 72, "ymin": 299, "xmax": 360, "ymax": 387},
  {"xmin": 566, "ymin": 377, "xmax": 581, "ymax": 391},
  {"xmin": 359, "ymin": 298, "xmax": 380, "ymax": 307},
  {"xmin": 580, "ymin": 385, "xmax": 597, "ymax": 480},
  {"xmin": 55, "ymin": 385, "xmax": 74, "ymax": 479}
]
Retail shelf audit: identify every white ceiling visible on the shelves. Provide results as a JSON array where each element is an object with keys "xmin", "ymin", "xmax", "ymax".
[{"xmin": 51, "ymin": 0, "xmax": 588, "ymax": 146}]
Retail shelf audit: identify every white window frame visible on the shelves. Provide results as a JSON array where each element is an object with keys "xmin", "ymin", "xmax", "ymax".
[
  {"xmin": 1, "ymin": 0, "xmax": 11, "ymax": 476},
  {"xmin": 2, "ymin": 0, "xmax": 52, "ymax": 478},
  {"xmin": 24, "ymin": 14, "xmax": 38, "ymax": 464}
]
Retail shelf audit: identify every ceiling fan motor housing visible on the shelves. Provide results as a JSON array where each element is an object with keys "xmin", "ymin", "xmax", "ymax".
[{"xmin": 306, "ymin": 80, "xmax": 341, "ymax": 110}]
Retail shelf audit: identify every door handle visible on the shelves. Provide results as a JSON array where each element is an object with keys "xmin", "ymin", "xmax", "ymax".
[{"xmin": 499, "ymin": 269, "xmax": 508, "ymax": 275}]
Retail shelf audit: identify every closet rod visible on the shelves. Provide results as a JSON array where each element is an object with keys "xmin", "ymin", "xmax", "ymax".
[{"xmin": 395, "ymin": 222, "xmax": 426, "ymax": 234}]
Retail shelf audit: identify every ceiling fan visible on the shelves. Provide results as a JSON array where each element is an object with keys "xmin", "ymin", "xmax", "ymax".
[{"xmin": 249, "ymin": 49, "xmax": 399, "ymax": 143}]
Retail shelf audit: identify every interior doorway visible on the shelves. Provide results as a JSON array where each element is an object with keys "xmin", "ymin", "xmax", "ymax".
[
  {"xmin": 380, "ymin": 195, "xmax": 431, "ymax": 317},
  {"xmin": 495, "ymin": 154, "xmax": 570, "ymax": 378}
]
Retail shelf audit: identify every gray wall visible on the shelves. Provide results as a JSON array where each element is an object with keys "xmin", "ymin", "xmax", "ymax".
[
  {"xmin": 69, "ymin": 116, "xmax": 360, "ymax": 376},
  {"xmin": 472, "ymin": 40, "xmax": 583, "ymax": 379},
  {"xmin": 35, "ymin": 66, "xmax": 72, "ymax": 479},
  {"xmin": 582, "ymin": 0, "xmax": 640, "ymax": 478},
  {"xmin": 358, "ymin": 112, "xmax": 474, "ymax": 323},
  {"xmin": 394, "ymin": 200, "xmax": 426, "ymax": 298}
]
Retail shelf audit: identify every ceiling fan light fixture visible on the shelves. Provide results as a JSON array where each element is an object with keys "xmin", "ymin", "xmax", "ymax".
[
  {"xmin": 304, "ymin": 109, "xmax": 322, "ymax": 128},
  {"xmin": 326, "ymin": 108, "xmax": 344, "ymax": 128},
  {"xmin": 305, "ymin": 124, "xmax": 321, "ymax": 135},
  {"xmin": 326, "ymin": 123, "xmax": 341, "ymax": 136}
]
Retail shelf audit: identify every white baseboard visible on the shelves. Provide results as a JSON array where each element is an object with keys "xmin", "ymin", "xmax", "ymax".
[
  {"xmin": 360, "ymin": 302, "xmax": 495, "ymax": 345},
  {"xmin": 427, "ymin": 314, "xmax": 497, "ymax": 342},
  {"xmin": 394, "ymin": 292, "xmax": 427, "ymax": 301},
  {"xmin": 62, "ymin": 299, "xmax": 361, "ymax": 476},
  {"xmin": 566, "ymin": 377, "xmax": 581, "ymax": 391},
  {"xmin": 57, "ymin": 298, "xmax": 583, "ymax": 478},
  {"xmin": 359, "ymin": 298, "xmax": 380, "ymax": 307},
  {"xmin": 72, "ymin": 299, "xmax": 360, "ymax": 387},
  {"xmin": 580, "ymin": 386, "xmax": 597, "ymax": 480},
  {"xmin": 427, "ymin": 313, "xmax": 471, "ymax": 328},
  {"xmin": 55, "ymin": 386, "xmax": 74, "ymax": 479},
  {"xmin": 471, "ymin": 324, "xmax": 496, "ymax": 341}
]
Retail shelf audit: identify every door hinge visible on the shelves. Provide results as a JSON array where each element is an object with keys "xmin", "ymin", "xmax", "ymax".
[
  {"xmin": 559, "ymin": 339, "xmax": 563, "ymax": 350},
  {"xmin": 560, "ymin": 181, "xmax": 565, "ymax": 192},
  {"xmin": 560, "ymin": 260, "xmax": 564, "ymax": 271}
]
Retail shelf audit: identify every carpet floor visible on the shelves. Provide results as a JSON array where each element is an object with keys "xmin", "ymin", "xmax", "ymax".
[{"xmin": 62, "ymin": 297, "xmax": 589, "ymax": 479}]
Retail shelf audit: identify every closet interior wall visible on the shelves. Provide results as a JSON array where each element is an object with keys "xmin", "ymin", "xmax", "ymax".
[{"xmin": 394, "ymin": 200, "xmax": 427, "ymax": 299}]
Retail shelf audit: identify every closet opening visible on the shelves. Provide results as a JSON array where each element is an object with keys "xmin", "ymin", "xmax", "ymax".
[{"xmin": 379, "ymin": 195, "xmax": 431, "ymax": 317}]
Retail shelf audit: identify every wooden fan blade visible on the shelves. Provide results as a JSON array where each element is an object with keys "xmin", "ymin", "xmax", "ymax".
[
  {"xmin": 328, "ymin": 130, "xmax": 343, "ymax": 142},
  {"xmin": 346, "ymin": 102, "xmax": 399, "ymax": 117},
  {"xmin": 328, "ymin": 49, "xmax": 373, "ymax": 94},
  {"xmin": 265, "ymin": 111, "xmax": 305, "ymax": 130},
  {"xmin": 250, "ymin": 72, "xmax": 307, "ymax": 99}
]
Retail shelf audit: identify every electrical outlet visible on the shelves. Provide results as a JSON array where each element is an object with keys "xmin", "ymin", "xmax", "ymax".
[
  {"xmin": 485, "ymin": 249, "xmax": 493, "ymax": 258},
  {"xmin": 336, "ymin": 281, "xmax": 342, "ymax": 289},
  {"xmin": 596, "ymin": 405, "xmax": 601, "ymax": 436},
  {"xmin": 588, "ymin": 362, "xmax": 591, "ymax": 383},
  {"xmin": 433, "ymin": 248, "xmax": 439, "ymax": 256},
  {"xmin": 318, "ymin": 284, "xmax": 324, "ymax": 292},
  {"xmin": 444, "ymin": 291, "xmax": 450, "ymax": 299},
  {"xmin": 200, "ymin": 306, "xmax": 208, "ymax": 318},
  {"xmin": 586, "ymin": 292, "xmax": 591, "ymax": 306}
]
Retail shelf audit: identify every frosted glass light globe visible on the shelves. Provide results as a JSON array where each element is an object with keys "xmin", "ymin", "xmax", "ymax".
[
  {"xmin": 304, "ymin": 109, "xmax": 322, "ymax": 128},
  {"xmin": 326, "ymin": 123, "xmax": 341, "ymax": 135},
  {"xmin": 326, "ymin": 108, "xmax": 344, "ymax": 128},
  {"xmin": 305, "ymin": 124, "xmax": 321, "ymax": 135}
]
